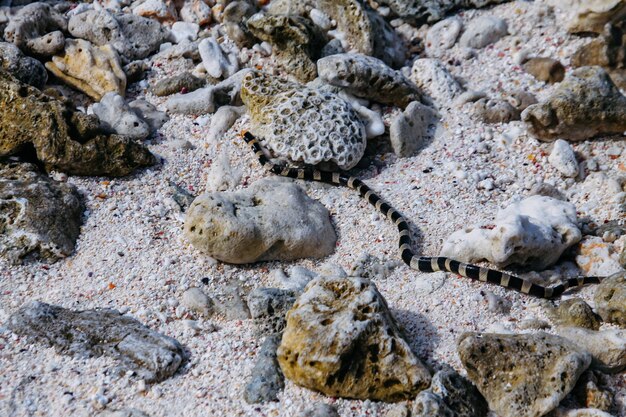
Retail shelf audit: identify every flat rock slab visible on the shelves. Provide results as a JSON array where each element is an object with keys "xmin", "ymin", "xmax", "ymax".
[
  {"xmin": 7, "ymin": 302, "xmax": 184, "ymax": 382},
  {"xmin": 458, "ymin": 332, "xmax": 591, "ymax": 417}
]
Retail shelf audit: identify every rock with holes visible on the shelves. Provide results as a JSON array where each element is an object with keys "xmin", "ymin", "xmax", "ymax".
[
  {"xmin": 425, "ymin": 17, "xmax": 463, "ymax": 57},
  {"xmin": 459, "ymin": 16, "xmax": 508, "ymax": 49},
  {"xmin": 184, "ymin": 177, "xmax": 336, "ymax": 264},
  {"xmin": 412, "ymin": 368, "xmax": 488, "ymax": 417},
  {"xmin": 389, "ymin": 101, "xmax": 438, "ymax": 157},
  {"xmin": 241, "ymin": 71, "xmax": 366, "ymax": 170},
  {"xmin": 277, "ymin": 276, "xmax": 431, "ymax": 402},
  {"xmin": 91, "ymin": 93, "xmax": 150, "ymax": 140},
  {"xmin": 45, "ymin": 39, "xmax": 127, "ymax": 101},
  {"xmin": 243, "ymin": 334, "xmax": 285, "ymax": 403},
  {"xmin": 68, "ymin": 9, "xmax": 169, "ymax": 62},
  {"xmin": 317, "ymin": 53, "xmax": 421, "ymax": 108},
  {"xmin": 556, "ymin": 326, "xmax": 626, "ymax": 374},
  {"xmin": 546, "ymin": 298, "xmax": 601, "ymax": 330},
  {"xmin": 3, "ymin": 2, "xmax": 67, "ymax": 56},
  {"xmin": 594, "ymin": 271, "xmax": 626, "ymax": 327},
  {"xmin": 472, "ymin": 98, "xmax": 521, "ymax": 123},
  {"xmin": 458, "ymin": 332, "xmax": 591, "ymax": 417},
  {"xmin": 128, "ymin": 99, "xmax": 169, "ymax": 133},
  {"xmin": 247, "ymin": 14, "xmax": 325, "ymax": 83},
  {"xmin": 410, "ymin": 59, "xmax": 463, "ymax": 108},
  {"xmin": 440, "ymin": 195, "xmax": 582, "ymax": 270},
  {"xmin": 374, "ymin": 0, "xmax": 511, "ymax": 23},
  {"xmin": 522, "ymin": 67, "xmax": 626, "ymax": 141},
  {"xmin": 0, "ymin": 70, "xmax": 154, "ymax": 176},
  {"xmin": 0, "ymin": 162, "xmax": 83, "ymax": 265},
  {"xmin": 0, "ymin": 42, "xmax": 47, "ymax": 89},
  {"xmin": 7, "ymin": 301, "xmax": 184, "ymax": 382},
  {"xmin": 247, "ymin": 287, "xmax": 297, "ymax": 337}
]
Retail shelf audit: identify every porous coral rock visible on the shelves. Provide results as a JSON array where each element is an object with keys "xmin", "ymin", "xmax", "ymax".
[
  {"xmin": 45, "ymin": 39, "xmax": 127, "ymax": 101},
  {"xmin": 180, "ymin": 0, "xmax": 212, "ymax": 26},
  {"xmin": 523, "ymin": 57, "xmax": 566, "ymax": 84},
  {"xmin": 472, "ymin": 97, "xmax": 521, "ymax": 123},
  {"xmin": 3, "ymin": 2, "xmax": 67, "ymax": 56},
  {"xmin": 91, "ymin": 93, "xmax": 150, "ymax": 140},
  {"xmin": 374, "ymin": 0, "xmax": 512, "ymax": 23},
  {"xmin": 440, "ymin": 195, "xmax": 581, "ymax": 270},
  {"xmin": 184, "ymin": 178, "xmax": 336, "ymax": 264},
  {"xmin": 128, "ymin": 99, "xmax": 169, "ymax": 133},
  {"xmin": 0, "ymin": 41, "xmax": 47, "ymax": 89},
  {"xmin": 0, "ymin": 162, "xmax": 83, "ymax": 265},
  {"xmin": 277, "ymin": 276, "xmax": 431, "ymax": 402},
  {"xmin": 459, "ymin": 16, "xmax": 508, "ymax": 49},
  {"xmin": 556, "ymin": 326, "xmax": 626, "ymax": 373},
  {"xmin": 410, "ymin": 58, "xmax": 463, "ymax": 108},
  {"xmin": 0, "ymin": 70, "xmax": 154, "ymax": 176},
  {"xmin": 458, "ymin": 332, "xmax": 591, "ymax": 417},
  {"xmin": 241, "ymin": 71, "xmax": 366, "ymax": 170},
  {"xmin": 594, "ymin": 271, "xmax": 626, "ymax": 327},
  {"xmin": 317, "ymin": 53, "xmax": 421, "ymax": 108},
  {"xmin": 243, "ymin": 334, "xmax": 285, "ymax": 403},
  {"xmin": 548, "ymin": 139, "xmax": 579, "ymax": 178},
  {"xmin": 151, "ymin": 72, "xmax": 206, "ymax": 97},
  {"xmin": 247, "ymin": 13, "xmax": 325, "ymax": 82},
  {"xmin": 425, "ymin": 17, "xmax": 463, "ymax": 57},
  {"xmin": 522, "ymin": 66, "xmax": 626, "ymax": 141},
  {"xmin": 131, "ymin": 0, "xmax": 178, "ymax": 23},
  {"xmin": 389, "ymin": 101, "xmax": 438, "ymax": 157}
]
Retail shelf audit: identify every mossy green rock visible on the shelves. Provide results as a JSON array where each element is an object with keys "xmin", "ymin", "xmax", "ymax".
[{"xmin": 0, "ymin": 70, "xmax": 154, "ymax": 176}]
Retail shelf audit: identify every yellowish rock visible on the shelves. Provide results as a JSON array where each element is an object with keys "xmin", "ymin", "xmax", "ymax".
[
  {"xmin": 566, "ymin": 0, "xmax": 626, "ymax": 33},
  {"xmin": 277, "ymin": 276, "xmax": 431, "ymax": 402},
  {"xmin": 45, "ymin": 39, "xmax": 126, "ymax": 100}
]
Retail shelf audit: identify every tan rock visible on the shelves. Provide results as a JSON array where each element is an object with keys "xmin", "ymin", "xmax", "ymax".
[
  {"xmin": 277, "ymin": 276, "xmax": 431, "ymax": 402},
  {"xmin": 523, "ymin": 57, "xmax": 565, "ymax": 83},
  {"xmin": 45, "ymin": 39, "xmax": 126, "ymax": 101},
  {"xmin": 567, "ymin": 0, "xmax": 626, "ymax": 34},
  {"xmin": 594, "ymin": 271, "xmax": 626, "ymax": 327}
]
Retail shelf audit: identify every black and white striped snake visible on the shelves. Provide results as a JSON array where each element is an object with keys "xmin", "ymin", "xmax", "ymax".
[{"xmin": 242, "ymin": 131, "xmax": 604, "ymax": 299}]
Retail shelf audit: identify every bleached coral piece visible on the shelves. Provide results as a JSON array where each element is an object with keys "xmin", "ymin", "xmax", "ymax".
[
  {"xmin": 241, "ymin": 71, "xmax": 366, "ymax": 170},
  {"xmin": 91, "ymin": 92, "xmax": 150, "ymax": 140},
  {"xmin": 440, "ymin": 196, "xmax": 582, "ymax": 270}
]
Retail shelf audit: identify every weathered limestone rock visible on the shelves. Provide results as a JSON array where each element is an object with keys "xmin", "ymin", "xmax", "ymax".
[
  {"xmin": 594, "ymin": 271, "xmax": 626, "ymax": 327},
  {"xmin": 247, "ymin": 14, "xmax": 325, "ymax": 82},
  {"xmin": 522, "ymin": 66, "xmax": 626, "ymax": 141},
  {"xmin": 410, "ymin": 58, "xmax": 463, "ymax": 108},
  {"xmin": 277, "ymin": 276, "xmax": 431, "ymax": 402},
  {"xmin": 566, "ymin": 0, "xmax": 626, "ymax": 34},
  {"xmin": 523, "ymin": 57, "xmax": 566, "ymax": 84},
  {"xmin": 91, "ymin": 93, "xmax": 150, "ymax": 140},
  {"xmin": 184, "ymin": 178, "xmax": 336, "ymax": 264},
  {"xmin": 243, "ymin": 334, "xmax": 285, "ymax": 403},
  {"xmin": 557, "ymin": 326, "xmax": 626, "ymax": 374},
  {"xmin": 0, "ymin": 42, "xmax": 47, "ymax": 89},
  {"xmin": 45, "ymin": 39, "xmax": 127, "ymax": 101},
  {"xmin": 3, "ymin": 2, "xmax": 67, "ymax": 56},
  {"xmin": 0, "ymin": 162, "xmax": 83, "ymax": 264},
  {"xmin": 0, "ymin": 70, "xmax": 154, "ymax": 176},
  {"xmin": 247, "ymin": 287, "xmax": 297, "ymax": 337},
  {"xmin": 459, "ymin": 16, "xmax": 508, "ymax": 49},
  {"xmin": 374, "ymin": 0, "xmax": 512, "ymax": 23},
  {"xmin": 317, "ymin": 53, "xmax": 421, "ymax": 108},
  {"xmin": 472, "ymin": 97, "xmax": 521, "ymax": 123},
  {"xmin": 241, "ymin": 71, "xmax": 366, "ymax": 170},
  {"xmin": 389, "ymin": 101, "xmax": 437, "ymax": 157},
  {"xmin": 6, "ymin": 301, "xmax": 184, "ymax": 382},
  {"xmin": 150, "ymin": 72, "xmax": 206, "ymax": 96},
  {"xmin": 547, "ymin": 298, "xmax": 601, "ymax": 330},
  {"xmin": 458, "ymin": 332, "xmax": 591, "ymax": 417}
]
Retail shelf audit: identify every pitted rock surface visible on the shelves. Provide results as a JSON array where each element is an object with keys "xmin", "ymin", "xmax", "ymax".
[
  {"xmin": 317, "ymin": 53, "xmax": 421, "ymax": 108},
  {"xmin": 92, "ymin": 93, "xmax": 150, "ymax": 140},
  {"xmin": 184, "ymin": 178, "xmax": 336, "ymax": 264},
  {"xmin": 375, "ymin": 0, "xmax": 512, "ymax": 23},
  {"xmin": 0, "ymin": 162, "xmax": 83, "ymax": 265},
  {"xmin": 241, "ymin": 71, "xmax": 366, "ymax": 170},
  {"xmin": 6, "ymin": 301, "xmax": 184, "ymax": 382},
  {"xmin": 277, "ymin": 276, "xmax": 431, "ymax": 402},
  {"xmin": 3, "ymin": 2, "xmax": 67, "ymax": 56},
  {"xmin": 594, "ymin": 271, "xmax": 626, "ymax": 327},
  {"xmin": 0, "ymin": 42, "xmax": 47, "ymax": 89},
  {"xmin": 458, "ymin": 332, "xmax": 591, "ymax": 417}
]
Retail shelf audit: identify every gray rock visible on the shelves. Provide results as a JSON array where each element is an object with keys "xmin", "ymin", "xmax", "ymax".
[
  {"xmin": 3, "ymin": 3, "xmax": 67, "ymax": 56},
  {"xmin": 317, "ymin": 53, "xmax": 421, "ymax": 108},
  {"xmin": 247, "ymin": 13, "xmax": 325, "ymax": 83},
  {"xmin": 375, "ymin": 0, "xmax": 512, "ymax": 23},
  {"xmin": 548, "ymin": 298, "xmax": 601, "ymax": 330},
  {"xmin": 68, "ymin": 9, "xmax": 169, "ymax": 62},
  {"xmin": 472, "ymin": 97, "xmax": 520, "ymax": 123},
  {"xmin": 169, "ymin": 181, "xmax": 196, "ymax": 212},
  {"xmin": 458, "ymin": 332, "xmax": 591, "ymax": 417},
  {"xmin": 0, "ymin": 162, "xmax": 83, "ymax": 265},
  {"xmin": 278, "ymin": 276, "xmax": 431, "ymax": 402},
  {"xmin": 0, "ymin": 42, "xmax": 47, "ymax": 89},
  {"xmin": 243, "ymin": 334, "xmax": 285, "ymax": 403},
  {"xmin": 213, "ymin": 284, "xmax": 250, "ymax": 321},
  {"xmin": 6, "ymin": 301, "xmax": 184, "ymax": 382},
  {"xmin": 594, "ymin": 271, "xmax": 626, "ymax": 327},
  {"xmin": 181, "ymin": 287, "xmax": 213, "ymax": 317},
  {"xmin": 198, "ymin": 36, "xmax": 238, "ymax": 79},
  {"xmin": 549, "ymin": 139, "xmax": 579, "ymax": 178},
  {"xmin": 91, "ymin": 93, "xmax": 150, "ymax": 140},
  {"xmin": 150, "ymin": 72, "xmax": 206, "ymax": 97},
  {"xmin": 389, "ymin": 101, "xmax": 438, "ymax": 157},
  {"xmin": 349, "ymin": 253, "xmax": 402, "ymax": 280},
  {"xmin": 247, "ymin": 287, "xmax": 297, "ymax": 337},
  {"xmin": 241, "ymin": 71, "xmax": 366, "ymax": 170},
  {"xmin": 522, "ymin": 66, "xmax": 626, "ymax": 141},
  {"xmin": 222, "ymin": 1, "xmax": 257, "ymax": 48},
  {"xmin": 184, "ymin": 178, "xmax": 336, "ymax": 263},
  {"xmin": 98, "ymin": 409, "xmax": 150, "ymax": 417},
  {"xmin": 557, "ymin": 326, "xmax": 626, "ymax": 374},
  {"xmin": 572, "ymin": 371, "xmax": 614, "ymax": 411},
  {"xmin": 300, "ymin": 403, "xmax": 340, "ymax": 417},
  {"xmin": 505, "ymin": 89, "xmax": 538, "ymax": 112},
  {"xmin": 412, "ymin": 368, "xmax": 488, "ymax": 417},
  {"xmin": 425, "ymin": 17, "xmax": 463, "ymax": 57},
  {"xmin": 128, "ymin": 99, "xmax": 169, "ymax": 133},
  {"xmin": 459, "ymin": 16, "xmax": 508, "ymax": 49},
  {"xmin": 410, "ymin": 58, "xmax": 463, "ymax": 108}
]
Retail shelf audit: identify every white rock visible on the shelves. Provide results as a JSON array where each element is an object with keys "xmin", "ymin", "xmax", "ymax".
[
  {"xmin": 551, "ymin": 407, "xmax": 616, "ymax": 417},
  {"xmin": 128, "ymin": 99, "xmax": 169, "ymax": 133},
  {"xmin": 165, "ymin": 86, "xmax": 215, "ymax": 114},
  {"xmin": 556, "ymin": 326, "xmax": 626, "ymax": 373},
  {"xmin": 575, "ymin": 236, "xmax": 623, "ymax": 276},
  {"xmin": 309, "ymin": 8, "xmax": 332, "ymax": 31},
  {"xmin": 198, "ymin": 37, "xmax": 238, "ymax": 79},
  {"xmin": 425, "ymin": 17, "xmax": 463, "ymax": 57},
  {"xmin": 170, "ymin": 22, "xmax": 199, "ymax": 44},
  {"xmin": 548, "ymin": 139, "xmax": 579, "ymax": 177},
  {"xmin": 459, "ymin": 16, "xmax": 508, "ymax": 49},
  {"xmin": 207, "ymin": 105, "xmax": 245, "ymax": 143},
  {"xmin": 205, "ymin": 151, "xmax": 242, "ymax": 192},
  {"xmin": 181, "ymin": 287, "xmax": 212, "ymax": 316},
  {"xmin": 389, "ymin": 101, "xmax": 438, "ymax": 157},
  {"xmin": 410, "ymin": 58, "xmax": 464, "ymax": 108},
  {"xmin": 441, "ymin": 196, "xmax": 582, "ymax": 270},
  {"xmin": 90, "ymin": 92, "xmax": 150, "ymax": 140}
]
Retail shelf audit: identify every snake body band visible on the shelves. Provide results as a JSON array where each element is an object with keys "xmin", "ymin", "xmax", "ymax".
[{"xmin": 242, "ymin": 132, "xmax": 603, "ymax": 299}]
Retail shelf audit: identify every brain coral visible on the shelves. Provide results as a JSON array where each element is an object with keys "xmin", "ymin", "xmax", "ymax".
[{"xmin": 241, "ymin": 71, "xmax": 366, "ymax": 170}]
